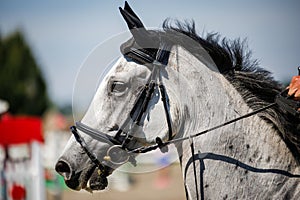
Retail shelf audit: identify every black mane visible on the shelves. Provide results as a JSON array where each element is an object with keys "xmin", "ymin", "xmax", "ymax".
[{"xmin": 162, "ymin": 20, "xmax": 300, "ymax": 161}]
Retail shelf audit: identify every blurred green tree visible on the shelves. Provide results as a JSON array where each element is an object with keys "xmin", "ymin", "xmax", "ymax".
[{"xmin": 0, "ymin": 31, "xmax": 50, "ymax": 116}]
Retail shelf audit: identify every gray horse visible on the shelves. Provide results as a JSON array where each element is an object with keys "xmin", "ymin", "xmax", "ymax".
[{"xmin": 56, "ymin": 2, "xmax": 300, "ymax": 199}]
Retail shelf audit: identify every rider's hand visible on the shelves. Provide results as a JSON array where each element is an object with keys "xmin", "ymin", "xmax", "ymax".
[{"xmin": 287, "ymin": 76, "xmax": 300, "ymax": 101}]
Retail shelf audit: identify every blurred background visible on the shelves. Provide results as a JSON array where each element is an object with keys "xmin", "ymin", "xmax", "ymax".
[{"xmin": 0, "ymin": 0, "xmax": 299, "ymax": 199}]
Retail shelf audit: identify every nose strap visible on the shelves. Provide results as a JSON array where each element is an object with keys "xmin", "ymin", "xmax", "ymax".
[{"xmin": 75, "ymin": 121, "xmax": 121, "ymax": 145}]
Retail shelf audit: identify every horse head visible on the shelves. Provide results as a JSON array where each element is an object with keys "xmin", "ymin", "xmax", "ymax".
[{"xmin": 55, "ymin": 2, "xmax": 207, "ymax": 191}]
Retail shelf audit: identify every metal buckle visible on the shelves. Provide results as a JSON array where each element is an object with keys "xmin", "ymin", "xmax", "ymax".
[{"xmin": 103, "ymin": 145, "xmax": 130, "ymax": 165}]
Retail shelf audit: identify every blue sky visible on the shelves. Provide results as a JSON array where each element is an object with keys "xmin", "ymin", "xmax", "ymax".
[{"xmin": 0, "ymin": 0, "xmax": 299, "ymax": 106}]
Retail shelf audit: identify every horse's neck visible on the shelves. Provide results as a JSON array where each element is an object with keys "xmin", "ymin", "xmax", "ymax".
[
  {"xmin": 171, "ymin": 47, "xmax": 300, "ymax": 199},
  {"xmin": 180, "ymin": 73, "xmax": 295, "ymax": 163}
]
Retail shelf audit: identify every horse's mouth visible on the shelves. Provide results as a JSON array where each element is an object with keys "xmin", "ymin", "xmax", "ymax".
[
  {"xmin": 83, "ymin": 164, "xmax": 112, "ymax": 192},
  {"xmin": 86, "ymin": 169, "xmax": 109, "ymax": 191},
  {"xmin": 65, "ymin": 164, "xmax": 111, "ymax": 192}
]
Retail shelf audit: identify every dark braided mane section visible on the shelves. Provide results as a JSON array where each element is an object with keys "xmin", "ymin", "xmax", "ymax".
[{"xmin": 162, "ymin": 20, "xmax": 300, "ymax": 161}]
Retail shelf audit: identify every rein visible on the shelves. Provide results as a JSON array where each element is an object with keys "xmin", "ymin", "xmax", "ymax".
[
  {"xmin": 127, "ymin": 102, "xmax": 277, "ymax": 154},
  {"xmin": 71, "ymin": 101, "xmax": 277, "ymax": 163}
]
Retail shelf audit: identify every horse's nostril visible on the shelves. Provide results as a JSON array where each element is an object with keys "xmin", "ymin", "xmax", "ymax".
[{"xmin": 55, "ymin": 160, "xmax": 72, "ymax": 180}]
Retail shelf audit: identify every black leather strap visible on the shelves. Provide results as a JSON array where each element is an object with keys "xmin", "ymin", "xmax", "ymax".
[{"xmin": 75, "ymin": 121, "xmax": 121, "ymax": 145}]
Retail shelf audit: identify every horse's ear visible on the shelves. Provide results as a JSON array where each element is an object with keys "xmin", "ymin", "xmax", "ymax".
[
  {"xmin": 119, "ymin": 1, "xmax": 145, "ymax": 30},
  {"xmin": 119, "ymin": 1, "xmax": 159, "ymax": 49}
]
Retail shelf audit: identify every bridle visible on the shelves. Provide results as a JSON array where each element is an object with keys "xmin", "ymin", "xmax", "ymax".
[
  {"xmin": 70, "ymin": 41, "xmax": 300, "ymax": 195},
  {"xmin": 70, "ymin": 42, "xmax": 174, "ymax": 182}
]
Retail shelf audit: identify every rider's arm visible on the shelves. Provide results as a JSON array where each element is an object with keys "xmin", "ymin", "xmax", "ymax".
[{"xmin": 287, "ymin": 75, "xmax": 300, "ymax": 101}]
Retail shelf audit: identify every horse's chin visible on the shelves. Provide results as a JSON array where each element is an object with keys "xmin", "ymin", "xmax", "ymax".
[
  {"xmin": 65, "ymin": 164, "xmax": 111, "ymax": 192},
  {"xmin": 86, "ymin": 169, "xmax": 109, "ymax": 191}
]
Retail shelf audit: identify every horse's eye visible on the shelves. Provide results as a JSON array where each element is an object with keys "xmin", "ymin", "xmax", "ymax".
[{"xmin": 111, "ymin": 81, "xmax": 128, "ymax": 94}]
